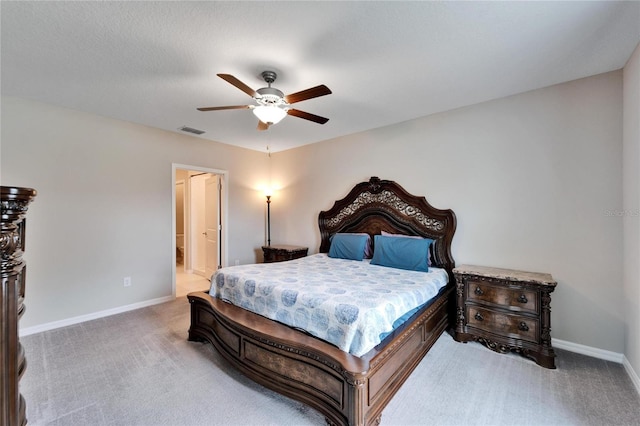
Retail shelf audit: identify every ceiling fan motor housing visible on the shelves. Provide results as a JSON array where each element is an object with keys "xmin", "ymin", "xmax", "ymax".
[{"xmin": 256, "ymin": 87, "xmax": 286, "ymax": 106}]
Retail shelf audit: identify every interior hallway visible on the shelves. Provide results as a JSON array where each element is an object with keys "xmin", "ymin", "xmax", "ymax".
[{"xmin": 176, "ymin": 263, "xmax": 210, "ymax": 298}]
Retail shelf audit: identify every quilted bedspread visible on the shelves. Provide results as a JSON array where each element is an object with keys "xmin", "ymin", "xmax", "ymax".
[{"xmin": 210, "ymin": 253, "xmax": 448, "ymax": 357}]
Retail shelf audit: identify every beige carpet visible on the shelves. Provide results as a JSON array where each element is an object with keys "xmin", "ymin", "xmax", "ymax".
[{"xmin": 20, "ymin": 297, "xmax": 640, "ymax": 425}]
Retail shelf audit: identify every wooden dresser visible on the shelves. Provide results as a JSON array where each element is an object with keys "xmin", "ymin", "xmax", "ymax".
[
  {"xmin": 261, "ymin": 245, "xmax": 308, "ymax": 263},
  {"xmin": 453, "ymin": 264, "xmax": 557, "ymax": 369},
  {"xmin": 1, "ymin": 186, "xmax": 36, "ymax": 426}
]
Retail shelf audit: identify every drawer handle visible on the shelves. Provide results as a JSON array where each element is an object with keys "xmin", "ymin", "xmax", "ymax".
[
  {"xmin": 518, "ymin": 294, "xmax": 528, "ymax": 304},
  {"xmin": 474, "ymin": 287, "xmax": 484, "ymax": 296},
  {"xmin": 518, "ymin": 322, "xmax": 529, "ymax": 332},
  {"xmin": 474, "ymin": 312, "xmax": 483, "ymax": 321}
]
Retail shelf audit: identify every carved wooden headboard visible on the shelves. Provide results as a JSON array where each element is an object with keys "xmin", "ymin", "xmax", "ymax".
[{"xmin": 318, "ymin": 176, "xmax": 457, "ymax": 275}]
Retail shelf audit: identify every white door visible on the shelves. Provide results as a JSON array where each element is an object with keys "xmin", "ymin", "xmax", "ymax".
[
  {"xmin": 205, "ymin": 175, "xmax": 220, "ymax": 278},
  {"xmin": 191, "ymin": 174, "xmax": 207, "ymax": 276}
]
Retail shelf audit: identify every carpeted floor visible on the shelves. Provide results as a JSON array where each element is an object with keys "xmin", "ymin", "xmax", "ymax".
[{"xmin": 20, "ymin": 297, "xmax": 640, "ymax": 426}]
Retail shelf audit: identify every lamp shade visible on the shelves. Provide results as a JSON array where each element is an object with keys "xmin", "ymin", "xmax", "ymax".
[{"xmin": 252, "ymin": 105, "xmax": 287, "ymax": 125}]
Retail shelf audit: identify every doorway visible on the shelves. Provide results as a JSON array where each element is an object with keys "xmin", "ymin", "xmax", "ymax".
[{"xmin": 172, "ymin": 164, "xmax": 228, "ymax": 298}]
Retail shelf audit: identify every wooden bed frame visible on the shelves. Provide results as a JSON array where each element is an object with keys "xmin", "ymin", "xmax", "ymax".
[{"xmin": 188, "ymin": 176, "xmax": 457, "ymax": 426}]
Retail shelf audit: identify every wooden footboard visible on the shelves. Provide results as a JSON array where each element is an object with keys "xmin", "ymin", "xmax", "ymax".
[{"xmin": 188, "ymin": 286, "xmax": 452, "ymax": 426}]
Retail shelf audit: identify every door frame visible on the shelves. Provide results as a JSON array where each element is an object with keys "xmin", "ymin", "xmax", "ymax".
[{"xmin": 171, "ymin": 163, "xmax": 228, "ymax": 297}]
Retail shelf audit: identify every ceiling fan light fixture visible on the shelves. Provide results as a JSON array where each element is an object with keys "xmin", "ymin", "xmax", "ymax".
[{"xmin": 252, "ymin": 105, "xmax": 287, "ymax": 125}]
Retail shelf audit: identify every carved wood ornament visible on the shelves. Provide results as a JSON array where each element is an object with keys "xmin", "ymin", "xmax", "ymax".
[{"xmin": 1, "ymin": 186, "xmax": 36, "ymax": 426}]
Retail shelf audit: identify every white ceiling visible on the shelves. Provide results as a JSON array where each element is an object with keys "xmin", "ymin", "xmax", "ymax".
[{"xmin": 2, "ymin": 1, "xmax": 639, "ymax": 153}]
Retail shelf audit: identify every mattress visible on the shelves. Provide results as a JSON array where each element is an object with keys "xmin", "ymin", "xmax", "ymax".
[{"xmin": 210, "ymin": 253, "xmax": 449, "ymax": 356}]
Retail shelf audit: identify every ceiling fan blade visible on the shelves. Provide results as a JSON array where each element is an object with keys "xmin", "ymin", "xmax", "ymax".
[
  {"xmin": 257, "ymin": 120, "xmax": 270, "ymax": 131},
  {"xmin": 197, "ymin": 105, "xmax": 250, "ymax": 111},
  {"xmin": 217, "ymin": 74, "xmax": 257, "ymax": 98},
  {"xmin": 284, "ymin": 85, "xmax": 332, "ymax": 104},
  {"xmin": 287, "ymin": 108, "xmax": 329, "ymax": 124}
]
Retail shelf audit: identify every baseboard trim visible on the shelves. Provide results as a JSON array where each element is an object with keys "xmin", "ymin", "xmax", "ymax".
[
  {"xmin": 623, "ymin": 356, "xmax": 640, "ymax": 396},
  {"xmin": 552, "ymin": 337, "xmax": 624, "ymax": 363},
  {"xmin": 19, "ymin": 295, "xmax": 175, "ymax": 337},
  {"xmin": 552, "ymin": 338, "xmax": 640, "ymax": 396}
]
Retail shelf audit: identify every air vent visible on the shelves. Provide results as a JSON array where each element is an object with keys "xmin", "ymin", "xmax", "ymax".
[{"xmin": 179, "ymin": 126, "xmax": 205, "ymax": 135}]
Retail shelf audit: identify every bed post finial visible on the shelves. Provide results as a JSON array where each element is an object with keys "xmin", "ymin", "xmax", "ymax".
[{"xmin": 368, "ymin": 176, "xmax": 382, "ymax": 192}]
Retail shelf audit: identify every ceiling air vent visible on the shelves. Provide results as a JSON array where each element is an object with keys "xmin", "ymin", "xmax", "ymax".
[{"xmin": 179, "ymin": 126, "xmax": 205, "ymax": 135}]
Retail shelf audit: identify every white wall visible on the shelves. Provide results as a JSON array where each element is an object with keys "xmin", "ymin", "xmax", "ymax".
[
  {"xmin": 1, "ymin": 97, "xmax": 268, "ymax": 328},
  {"xmin": 271, "ymin": 71, "xmax": 624, "ymax": 353},
  {"xmin": 623, "ymin": 42, "xmax": 640, "ymax": 376}
]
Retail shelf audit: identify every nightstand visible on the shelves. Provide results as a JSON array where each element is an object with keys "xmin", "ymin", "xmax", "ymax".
[
  {"xmin": 262, "ymin": 245, "xmax": 308, "ymax": 263},
  {"xmin": 453, "ymin": 264, "xmax": 557, "ymax": 369}
]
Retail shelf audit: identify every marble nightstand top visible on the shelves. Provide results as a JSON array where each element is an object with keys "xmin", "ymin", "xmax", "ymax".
[{"xmin": 453, "ymin": 264, "xmax": 557, "ymax": 287}]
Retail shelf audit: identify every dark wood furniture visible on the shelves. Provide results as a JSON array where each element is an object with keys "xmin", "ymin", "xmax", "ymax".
[
  {"xmin": 1, "ymin": 186, "xmax": 36, "ymax": 426},
  {"xmin": 188, "ymin": 176, "xmax": 456, "ymax": 426},
  {"xmin": 261, "ymin": 244, "xmax": 308, "ymax": 263},
  {"xmin": 453, "ymin": 264, "xmax": 557, "ymax": 369}
]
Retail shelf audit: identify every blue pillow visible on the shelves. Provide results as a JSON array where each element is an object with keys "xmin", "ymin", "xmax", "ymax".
[
  {"xmin": 328, "ymin": 233, "xmax": 369, "ymax": 261},
  {"xmin": 381, "ymin": 231, "xmax": 433, "ymax": 265},
  {"xmin": 349, "ymin": 232, "xmax": 373, "ymax": 258},
  {"xmin": 370, "ymin": 235, "xmax": 433, "ymax": 272}
]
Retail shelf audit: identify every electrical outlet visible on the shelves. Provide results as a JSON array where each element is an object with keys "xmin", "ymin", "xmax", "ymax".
[
  {"xmin": 123, "ymin": 276, "xmax": 132, "ymax": 287},
  {"xmin": 234, "ymin": 259, "xmax": 240, "ymax": 266}
]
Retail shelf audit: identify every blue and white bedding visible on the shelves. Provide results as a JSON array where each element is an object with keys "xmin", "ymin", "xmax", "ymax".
[{"xmin": 210, "ymin": 253, "xmax": 449, "ymax": 357}]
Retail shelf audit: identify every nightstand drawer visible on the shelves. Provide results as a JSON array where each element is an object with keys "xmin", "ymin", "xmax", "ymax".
[
  {"xmin": 466, "ymin": 306, "xmax": 539, "ymax": 344},
  {"xmin": 466, "ymin": 279, "xmax": 538, "ymax": 314}
]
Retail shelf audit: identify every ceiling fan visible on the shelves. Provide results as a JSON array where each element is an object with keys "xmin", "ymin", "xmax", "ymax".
[{"xmin": 198, "ymin": 71, "xmax": 332, "ymax": 131}]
